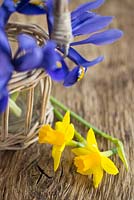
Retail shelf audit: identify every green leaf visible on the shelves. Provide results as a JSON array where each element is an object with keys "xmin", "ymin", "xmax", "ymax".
[
  {"xmin": 116, "ymin": 140, "xmax": 128, "ymax": 170},
  {"xmin": 9, "ymin": 98, "xmax": 22, "ymax": 117},
  {"xmin": 10, "ymin": 92, "xmax": 19, "ymax": 102}
]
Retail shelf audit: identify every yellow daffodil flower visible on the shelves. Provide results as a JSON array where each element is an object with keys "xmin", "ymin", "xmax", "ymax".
[
  {"xmin": 72, "ymin": 128, "xmax": 119, "ymax": 188},
  {"xmin": 39, "ymin": 111, "xmax": 74, "ymax": 171}
]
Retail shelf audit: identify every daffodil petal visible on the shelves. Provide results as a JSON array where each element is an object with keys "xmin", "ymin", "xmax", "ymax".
[
  {"xmin": 65, "ymin": 123, "xmax": 75, "ymax": 142},
  {"xmin": 52, "ymin": 144, "xmax": 65, "ymax": 171},
  {"xmin": 55, "ymin": 121, "xmax": 68, "ymax": 133},
  {"xmin": 87, "ymin": 128, "xmax": 98, "ymax": 150},
  {"xmin": 101, "ymin": 156, "xmax": 119, "ymax": 175},
  {"xmin": 55, "ymin": 121, "xmax": 63, "ymax": 131},
  {"xmin": 55, "ymin": 122, "xmax": 74, "ymax": 141},
  {"xmin": 62, "ymin": 111, "xmax": 70, "ymax": 124},
  {"xmin": 93, "ymin": 167, "xmax": 103, "ymax": 188},
  {"xmin": 72, "ymin": 147, "xmax": 90, "ymax": 156}
]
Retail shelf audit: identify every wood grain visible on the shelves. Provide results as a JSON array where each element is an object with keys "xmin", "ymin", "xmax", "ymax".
[{"xmin": 0, "ymin": 0, "xmax": 133, "ymax": 199}]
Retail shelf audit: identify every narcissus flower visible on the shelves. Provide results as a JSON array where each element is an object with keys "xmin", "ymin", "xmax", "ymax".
[
  {"xmin": 72, "ymin": 128, "xmax": 119, "ymax": 188},
  {"xmin": 39, "ymin": 111, "xmax": 75, "ymax": 171}
]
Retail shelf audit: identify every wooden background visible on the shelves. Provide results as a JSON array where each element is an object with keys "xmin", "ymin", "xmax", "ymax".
[{"xmin": 0, "ymin": 0, "xmax": 133, "ymax": 199}]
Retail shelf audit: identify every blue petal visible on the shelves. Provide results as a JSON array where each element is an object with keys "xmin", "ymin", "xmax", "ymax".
[
  {"xmin": 63, "ymin": 48, "xmax": 104, "ymax": 87},
  {"xmin": 0, "ymin": 8, "xmax": 11, "ymax": 27},
  {"xmin": 0, "ymin": 50, "xmax": 13, "ymax": 91},
  {"xmin": 73, "ymin": 15, "xmax": 113, "ymax": 36},
  {"xmin": 71, "ymin": 0, "xmax": 105, "ymax": 19},
  {"xmin": 47, "ymin": 59, "xmax": 69, "ymax": 81},
  {"xmin": 14, "ymin": 47, "xmax": 43, "ymax": 72},
  {"xmin": 0, "ymin": 28, "xmax": 11, "ymax": 55},
  {"xmin": 72, "ymin": 11, "xmax": 96, "ymax": 30},
  {"xmin": 71, "ymin": 29, "xmax": 123, "ymax": 46},
  {"xmin": 17, "ymin": 34, "xmax": 37, "ymax": 51},
  {"xmin": 67, "ymin": 47, "xmax": 104, "ymax": 67},
  {"xmin": 16, "ymin": 4, "xmax": 46, "ymax": 15},
  {"xmin": 41, "ymin": 41, "xmax": 58, "ymax": 71},
  {"xmin": 0, "ymin": 89, "xmax": 8, "ymax": 113},
  {"xmin": 63, "ymin": 67, "xmax": 79, "ymax": 87},
  {"xmin": 2, "ymin": 0, "xmax": 16, "ymax": 12},
  {"xmin": 0, "ymin": 0, "xmax": 16, "ymax": 26}
]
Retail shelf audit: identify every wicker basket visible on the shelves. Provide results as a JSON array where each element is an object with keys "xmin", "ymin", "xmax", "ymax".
[{"xmin": 0, "ymin": 23, "xmax": 53, "ymax": 150}]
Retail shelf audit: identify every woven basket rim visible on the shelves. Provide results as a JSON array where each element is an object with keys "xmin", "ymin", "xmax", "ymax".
[{"xmin": 6, "ymin": 23, "xmax": 49, "ymax": 93}]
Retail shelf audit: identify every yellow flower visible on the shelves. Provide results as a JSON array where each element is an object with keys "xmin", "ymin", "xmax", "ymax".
[
  {"xmin": 72, "ymin": 128, "xmax": 119, "ymax": 188},
  {"xmin": 39, "ymin": 111, "xmax": 74, "ymax": 171}
]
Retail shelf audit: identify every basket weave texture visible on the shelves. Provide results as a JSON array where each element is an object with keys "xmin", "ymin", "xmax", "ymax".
[{"xmin": 0, "ymin": 23, "xmax": 53, "ymax": 150}]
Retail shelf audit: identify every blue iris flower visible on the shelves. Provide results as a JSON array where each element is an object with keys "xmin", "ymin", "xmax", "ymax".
[
  {"xmin": 0, "ymin": 28, "xmax": 13, "ymax": 112},
  {"xmin": 0, "ymin": 0, "xmax": 47, "ymax": 27},
  {"xmin": 14, "ymin": 34, "xmax": 64, "ymax": 75},
  {"xmin": 0, "ymin": 0, "xmax": 15, "ymax": 27},
  {"xmin": 0, "ymin": 0, "xmax": 124, "ymax": 113},
  {"xmin": 63, "ymin": 48, "xmax": 104, "ymax": 87},
  {"xmin": 15, "ymin": 0, "xmax": 47, "ymax": 15},
  {"xmin": 14, "ymin": 34, "xmax": 44, "ymax": 72},
  {"xmin": 44, "ymin": 0, "xmax": 123, "ymax": 86}
]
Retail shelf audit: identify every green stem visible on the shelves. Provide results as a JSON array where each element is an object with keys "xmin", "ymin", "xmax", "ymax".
[
  {"xmin": 53, "ymin": 108, "xmax": 87, "ymax": 144},
  {"xmin": 50, "ymin": 96, "xmax": 117, "ymax": 143},
  {"xmin": 101, "ymin": 148, "xmax": 117, "ymax": 157},
  {"xmin": 9, "ymin": 98, "xmax": 22, "ymax": 117},
  {"xmin": 66, "ymin": 140, "xmax": 85, "ymax": 148}
]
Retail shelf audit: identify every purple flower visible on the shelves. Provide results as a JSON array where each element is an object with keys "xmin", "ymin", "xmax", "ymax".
[
  {"xmin": 0, "ymin": 28, "xmax": 13, "ymax": 112},
  {"xmin": 13, "ymin": 33, "xmax": 68, "ymax": 83},
  {"xmin": 0, "ymin": 0, "xmax": 47, "ymax": 27},
  {"xmin": 45, "ymin": 0, "xmax": 123, "ymax": 86}
]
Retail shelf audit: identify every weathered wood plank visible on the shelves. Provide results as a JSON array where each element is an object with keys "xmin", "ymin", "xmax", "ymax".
[{"xmin": 0, "ymin": 0, "xmax": 133, "ymax": 199}]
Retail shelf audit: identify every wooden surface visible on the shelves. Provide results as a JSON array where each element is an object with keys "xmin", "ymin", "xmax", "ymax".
[{"xmin": 0, "ymin": 0, "xmax": 133, "ymax": 199}]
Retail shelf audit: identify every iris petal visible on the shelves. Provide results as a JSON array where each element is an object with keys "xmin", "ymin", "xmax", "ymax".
[
  {"xmin": 14, "ymin": 47, "xmax": 43, "ymax": 71},
  {"xmin": 17, "ymin": 34, "xmax": 37, "ymax": 51},
  {"xmin": 73, "ymin": 16, "xmax": 113, "ymax": 36},
  {"xmin": 63, "ymin": 67, "xmax": 79, "ymax": 87},
  {"xmin": 68, "ymin": 48, "xmax": 104, "ymax": 67},
  {"xmin": 41, "ymin": 41, "xmax": 58, "ymax": 71},
  {"xmin": 0, "ymin": 8, "xmax": 10, "ymax": 27},
  {"xmin": 0, "ymin": 28, "xmax": 11, "ymax": 55},
  {"xmin": 0, "ymin": 50, "xmax": 13, "ymax": 91},
  {"xmin": 71, "ymin": 0, "xmax": 105, "ymax": 19},
  {"xmin": 0, "ymin": 89, "xmax": 8, "ymax": 113},
  {"xmin": 0, "ymin": 0, "xmax": 16, "ymax": 26},
  {"xmin": 17, "ymin": 4, "xmax": 46, "ymax": 15},
  {"xmin": 3, "ymin": 0, "xmax": 16, "ymax": 12},
  {"xmin": 72, "ymin": 12, "xmax": 96, "ymax": 30},
  {"xmin": 72, "ymin": 29, "xmax": 123, "ymax": 46},
  {"xmin": 47, "ymin": 60, "xmax": 69, "ymax": 81}
]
